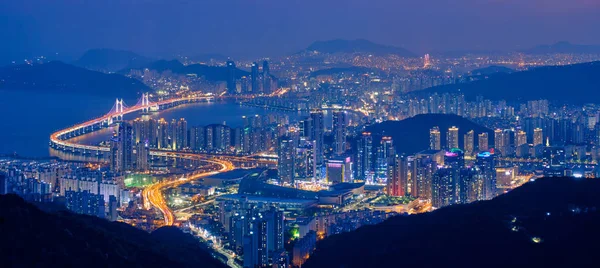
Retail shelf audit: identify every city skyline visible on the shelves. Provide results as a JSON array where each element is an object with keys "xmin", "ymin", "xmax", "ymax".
[{"xmin": 2, "ymin": 1, "xmax": 600, "ymax": 267}]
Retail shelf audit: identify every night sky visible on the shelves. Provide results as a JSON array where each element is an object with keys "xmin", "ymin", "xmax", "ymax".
[{"xmin": 1, "ymin": 0, "xmax": 599, "ymax": 62}]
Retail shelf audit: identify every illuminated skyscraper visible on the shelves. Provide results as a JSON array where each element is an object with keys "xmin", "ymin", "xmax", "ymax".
[
  {"xmin": 376, "ymin": 137, "xmax": 395, "ymax": 180},
  {"xmin": 173, "ymin": 118, "xmax": 187, "ymax": 150},
  {"xmin": 478, "ymin": 132, "xmax": 489, "ymax": 151},
  {"xmin": 534, "ymin": 128, "xmax": 543, "ymax": 146},
  {"xmin": 157, "ymin": 118, "xmax": 170, "ymax": 149},
  {"xmin": 464, "ymin": 130, "xmax": 474, "ymax": 154},
  {"xmin": 387, "ymin": 155, "xmax": 409, "ymax": 197},
  {"xmin": 189, "ymin": 126, "xmax": 206, "ymax": 151},
  {"xmin": 251, "ymin": 62, "xmax": 260, "ymax": 93},
  {"xmin": 135, "ymin": 141, "xmax": 149, "ymax": 171},
  {"xmin": 226, "ymin": 60, "xmax": 237, "ymax": 94},
  {"xmin": 424, "ymin": 54, "xmax": 432, "ymax": 68},
  {"xmin": 494, "ymin": 129, "xmax": 503, "ymax": 151},
  {"xmin": 262, "ymin": 60, "xmax": 271, "ymax": 94},
  {"xmin": 332, "ymin": 111, "xmax": 347, "ymax": 155},
  {"xmin": 412, "ymin": 151, "xmax": 441, "ymax": 199},
  {"xmin": 430, "ymin": 126, "xmax": 441, "ymax": 150},
  {"xmin": 432, "ymin": 168, "xmax": 454, "ymax": 208},
  {"xmin": 356, "ymin": 132, "xmax": 373, "ymax": 181},
  {"xmin": 475, "ymin": 151, "xmax": 497, "ymax": 200},
  {"xmin": 516, "ymin": 130, "xmax": 527, "ymax": 147},
  {"xmin": 447, "ymin": 126, "xmax": 459, "ymax": 149},
  {"xmin": 110, "ymin": 122, "xmax": 134, "ymax": 173},
  {"xmin": 326, "ymin": 156, "xmax": 352, "ymax": 184},
  {"xmin": 295, "ymin": 138, "xmax": 316, "ymax": 180},
  {"xmin": 310, "ymin": 110, "xmax": 325, "ymax": 165},
  {"xmin": 299, "ymin": 118, "xmax": 313, "ymax": 140},
  {"xmin": 277, "ymin": 136, "xmax": 295, "ymax": 184}
]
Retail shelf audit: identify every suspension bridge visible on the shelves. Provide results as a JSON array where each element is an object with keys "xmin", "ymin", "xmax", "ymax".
[{"xmin": 49, "ymin": 93, "xmax": 277, "ymax": 166}]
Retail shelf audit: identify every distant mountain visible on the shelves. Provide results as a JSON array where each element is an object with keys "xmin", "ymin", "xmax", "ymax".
[
  {"xmin": 309, "ymin": 66, "xmax": 376, "ymax": 77},
  {"xmin": 122, "ymin": 59, "xmax": 250, "ymax": 81},
  {"xmin": 0, "ymin": 194, "xmax": 226, "ymax": 267},
  {"xmin": 188, "ymin": 53, "xmax": 229, "ymax": 63},
  {"xmin": 419, "ymin": 61, "xmax": 600, "ymax": 104},
  {"xmin": 521, "ymin": 41, "xmax": 600, "ymax": 55},
  {"xmin": 0, "ymin": 61, "xmax": 148, "ymax": 100},
  {"xmin": 305, "ymin": 39, "xmax": 417, "ymax": 57},
  {"xmin": 305, "ymin": 177, "xmax": 600, "ymax": 267},
  {"xmin": 74, "ymin": 49, "xmax": 153, "ymax": 72},
  {"xmin": 469, "ymin": 65, "xmax": 513, "ymax": 76},
  {"xmin": 365, "ymin": 114, "xmax": 493, "ymax": 154}
]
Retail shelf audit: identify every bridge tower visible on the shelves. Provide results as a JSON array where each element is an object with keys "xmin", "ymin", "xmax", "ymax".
[{"xmin": 142, "ymin": 93, "xmax": 150, "ymax": 113}]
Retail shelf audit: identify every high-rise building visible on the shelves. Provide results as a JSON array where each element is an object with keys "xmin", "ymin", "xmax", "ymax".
[
  {"xmin": 412, "ymin": 151, "xmax": 441, "ymax": 199},
  {"xmin": 376, "ymin": 137, "xmax": 395, "ymax": 180},
  {"xmin": 443, "ymin": 149, "xmax": 465, "ymax": 204},
  {"xmin": 475, "ymin": 151, "xmax": 497, "ymax": 200},
  {"xmin": 299, "ymin": 118, "xmax": 313, "ymax": 140},
  {"xmin": 295, "ymin": 139, "xmax": 317, "ymax": 180},
  {"xmin": 262, "ymin": 60, "xmax": 272, "ymax": 94},
  {"xmin": 189, "ymin": 126, "xmax": 206, "ymax": 151},
  {"xmin": 110, "ymin": 122, "xmax": 133, "ymax": 173},
  {"xmin": 447, "ymin": 126, "xmax": 459, "ymax": 149},
  {"xmin": 157, "ymin": 118, "xmax": 170, "ymax": 149},
  {"xmin": 516, "ymin": 130, "xmax": 527, "ymax": 147},
  {"xmin": 494, "ymin": 129, "xmax": 503, "ymax": 151},
  {"xmin": 65, "ymin": 190, "xmax": 106, "ymax": 218},
  {"xmin": 214, "ymin": 124, "xmax": 231, "ymax": 152},
  {"xmin": 135, "ymin": 141, "xmax": 149, "ymax": 171},
  {"xmin": 432, "ymin": 168, "xmax": 454, "ymax": 208},
  {"xmin": 326, "ymin": 156, "xmax": 352, "ymax": 184},
  {"xmin": 332, "ymin": 111, "xmax": 347, "ymax": 155},
  {"xmin": 226, "ymin": 60, "xmax": 237, "ymax": 94},
  {"xmin": 174, "ymin": 118, "xmax": 188, "ymax": 150},
  {"xmin": 277, "ymin": 136, "xmax": 295, "ymax": 184},
  {"xmin": 478, "ymin": 132, "xmax": 489, "ymax": 151},
  {"xmin": 464, "ymin": 130, "xmax": 474, "ymax": 154},
  {"xmin": 310, "ymin": 110, "xmax": 325, "ymax": 165},
  {"xmin": 430, "ymin": 127, "xmax": 441, "ymax": 150},
  {"xmin": 533, "ymin": 128, "xmax": 543, "ymax": 146},
  {"xmin": 251, "ymin": 62, "xmax": 260, "ymax": 93},
  {"xmin": 387, "ymin": 155, "xmax": 409, "ymax": 197},
  {"xmin": 355, "ymin": 132, "xmax": 373, "ymax": 181}
]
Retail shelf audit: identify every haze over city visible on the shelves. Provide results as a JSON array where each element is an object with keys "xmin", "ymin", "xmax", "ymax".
[{"xmin": 2, "ymin": 0, "xmax": 600, "ymax": 62}]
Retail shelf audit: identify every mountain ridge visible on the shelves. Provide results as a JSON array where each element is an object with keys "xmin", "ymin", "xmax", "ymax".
[
  {"xmin": 0, "ymin": 194, "xmax": 226, "ymax": 267},
  {"xmin": 305, "ymin": 39, "xmax": 417, "ymax": 57},
  {"xmin": 305, "ymin": 177, "xmax": 600, "ymax": 267},
  {"xmin": 0, "ymin": 61, "xmax": 148, "ymax": 100},
  {"xmin": 417, "ymin": 61, "xmax": 600, "ymax": 103},
  {"xmin": 365, "ymin": 114, "xmax": 494, "ymax": 154}
]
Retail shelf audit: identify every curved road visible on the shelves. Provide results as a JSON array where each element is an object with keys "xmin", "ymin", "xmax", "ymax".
[
  {"xmin": 142, "ymin": 157, "xmax": 234, "ymax": 226},
  {"xmin": 49, "ymin": 95, "xmax": 237, "ymax": 225}
]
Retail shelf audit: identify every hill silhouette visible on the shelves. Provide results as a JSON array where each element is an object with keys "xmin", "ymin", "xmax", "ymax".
[
  {"xmin": 121, "ymin": 59, "xmax": 250, "ymax": 81},
  {"xmin": 419, "ymin": 61, "xmax": 600, "ymax": 104},
  {"xmin": 305, "ymin": 39, "xmax": 416, "ymax": 57},
  {"xmin": 0, "ymin": 194, "xmax": 226, "ymax": 268},
  {"xmin": 0, "ymin": 61, "xmax": 148, "ymax": 100},
  {"xmin": 305, "ymin": 177, "xmax": 600, "ymax": 268},
  {"xmin": 521, "ymin": 41, "xmax": 600, "ymax": 55},
  {"xmin": 366, "ymin": 114, "xmax": 493, "ymax": 154},
  {"xmin": 469, "ymin": 65, "xmax": 513, "ymax": 76},
  {"xmin": 74, "ymin": 49, "xmax": 153, "ymax": 72},
  {"xmin": 309, "ymin": 66, "xmax": 376, "ymax": 77}
]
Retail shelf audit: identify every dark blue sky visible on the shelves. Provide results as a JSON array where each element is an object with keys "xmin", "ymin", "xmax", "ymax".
[{"xmin": 1, "ymin": 0, "xmax": 599, "ymax": 62}]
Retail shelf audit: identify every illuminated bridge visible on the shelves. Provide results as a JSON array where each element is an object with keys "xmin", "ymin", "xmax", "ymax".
[{"xmin": 49, "ymin": 93, "xmax": 277, "ymax": 167}]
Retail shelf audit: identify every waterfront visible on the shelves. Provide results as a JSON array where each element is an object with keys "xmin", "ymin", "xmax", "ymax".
[{"xmin": 0, "ymin": 90, "xmax": 301, "ymax": 157}]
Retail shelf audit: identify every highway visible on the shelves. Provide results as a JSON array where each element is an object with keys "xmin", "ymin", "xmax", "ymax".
[{"xmin": 142, "ymin": 157, "xmax": 234, "ymax": 226}]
